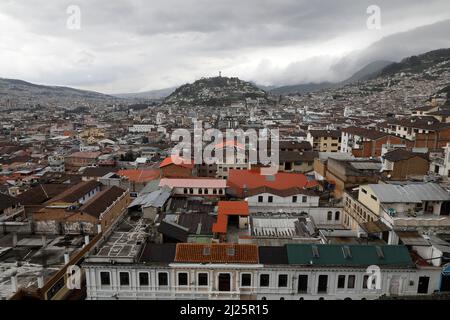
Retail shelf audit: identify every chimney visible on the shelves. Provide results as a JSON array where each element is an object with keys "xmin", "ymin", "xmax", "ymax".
[
  {"xmin": 12, "ymin": 233, "xmax": 18, "ymax": 247},
  {"xmin": 64, "ymin": 252, "xmax": 70, "ymax": 265},
  {"xmin": 97, "ymin": 224, "xmax": 102, "ymax": 234},
  {"xmin": 84, "ymin": 235, "xmax": 90, "ymax": 246},
  {"xmin": 41, "ymin": 235, "xmax": 47, "ymax": 247},
  {"xmin": 243, "ymin": 184, "xmax": 248, "ymax": 198},
  {"xmin": 37, "ymin": 272, "xmax": 44, "ymax": 289},
  {"xmin": 10, "ymin": 272, "xmax": 18, "ymax": 293},
  {"xmin": 196, "ymin": 223, "xmax": 202, "ymax": 235}
]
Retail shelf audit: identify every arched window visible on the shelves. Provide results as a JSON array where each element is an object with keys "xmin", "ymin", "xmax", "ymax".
[{"xmin": 335, "ymin": 211, "xmax": 340, "ymax": 220}]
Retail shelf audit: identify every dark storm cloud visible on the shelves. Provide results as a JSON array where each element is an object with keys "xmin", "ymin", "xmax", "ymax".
[{"xmin": 1, "ymin": 0, "xmax": 450, "ymax": 92}]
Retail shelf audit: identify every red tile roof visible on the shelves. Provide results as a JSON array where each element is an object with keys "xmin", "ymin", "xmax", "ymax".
[
  {"xmin": 159, "ymin": 155, "xmax": 194, "ymax": 169},
  {"xmin": 218, "ymin": 201, "xmax": 249, "ymax": 216},
  {"xmin": 215, "ymin": 140, "xmax": 245, "ymax": 150},
  {"xmin": 46, "ymin": 180, "xmax": 101, "ymax": 204},
  {"xmin": 159, "ymin": 178, "xmax": 227, "ymax": 189},
  {"xmin": 227, "ymin": 169, "xmax": 318, "ymax": 197},
  {"xmin": 174, "ymin": 243, "xmax": 258, "ymax": 264},
  {"xmin": 212, "ymin": 214, "xmax": 229, "ymax": 234},
  {"xmin": 212, "ymin": 201, "xmax": 249, "ymax": 234},
  {"xmin": 117, "ymin": 169, "xmax": 161, "ymax": 183},
  {"xmin": 67, "ymin": 151, "xmax": 102, "ymax": 159},
  {"xmin": 81, "ymin": 186, "xmax": 127, "ymax": 218}
]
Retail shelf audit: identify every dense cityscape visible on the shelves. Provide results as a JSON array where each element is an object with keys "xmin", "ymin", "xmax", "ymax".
[{"xmin": 0, "ymin": 2, "xmax": 450, "ymax": 312}]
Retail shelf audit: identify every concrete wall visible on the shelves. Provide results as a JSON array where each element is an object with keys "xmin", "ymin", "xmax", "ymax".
[
  {"xmin": 161, "ymin": 165, "xmax": 192, "ymax": 178},
  {"xmin": 174, "ymin": 186, "xmax": 226, "ymax": 197},
  {"xmin": 100, "ymin": 192, "xmax": 129, "ymax": 232},
  {"xmin": 388, "ymin": 157, "xmax": 429, "ymax": 180},
  {"xmin": 84, "ymin": 263, "xmax": 441, "ymax": 300},
  {"xmin": 246, "ymin": 193, "xmax": 320, "ymax": 209},
  {"xmin": 358, "ymin": 186, "xmax": 381, "ymax": 215}
]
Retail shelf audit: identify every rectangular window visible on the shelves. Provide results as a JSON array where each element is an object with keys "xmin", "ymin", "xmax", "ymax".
[
  {"xmin": 302, "ymin": 196, "xmax": 307, "ymax": 203},
  {"xmin": 318, "ymin": 275, "xmax": 328, "ymax": 293},
  {"xmin": 417, "ymin": 276, "xmax": 430, "ymax": 294},
  {"xmin": 241, "ymin": 274, "xmax": 252, "ymax": 287},
  {"xmin": 198, "ymin": 273, "xmax": 208, "ymax": 286},
  {"xmin": 292, "ymin": 196, "xmax": 297, "ymax": 203},
  {"xmin": 347, "ymin": 275, "xmax": 356, "ymax": 289},
  {"xmin": 327, "ymin": 211, "xmax": 332, "ymax": 220},
  {"xmin": 297, "ymin": 275, "xmax": 308, "ymax": 293},
  {"xmin": 371, "ymin": 195, "xmax": 378, "ymax": 201},
  {"xmin": 100, "ymin": 272, "xmax": 110, "ymax": 286},
  {"xmin": 335, "ymin": 211, "xmax": 340, "ymax": 220},
  {"xmin": 139, "ymin": 272, "xmax": 149, "ymax": 286},
  {"xmin": 362, "ymin": 188, "xmax": 367, "ymax": 194},
  {"xmin": 119, "ymin": 272, "xmax": 130, "ymax": 286},
  {"xmin": 258, "ymin": 196, "xmax": 263, "ymax": 203},
  {"xmin": 337, "ymin": 275, "xmax": 346, "ymax": 289},
  {"xmin": 268, "ymin": 196, "xmax": 273, "ymax": 203},
  {"xmin": 260, "ymin": 274, "xmax": 270, "ymax": 287},
  {"xmin": 363, "ymin": 275, "xmax": 369, "ymax": 289},
  {"xmin": 158, "ymin": 272, "xmax": 168, "ymax": 286},
  {"xmin": 178, "ymin": 272, "xmax": 188, "ymax": 286},
  {"xmin": 278, "ymin": 274, "xmax": 288, "ymax": 287}
]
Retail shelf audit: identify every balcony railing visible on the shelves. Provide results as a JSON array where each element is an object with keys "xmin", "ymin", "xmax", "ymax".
[{"xmin": 381, "ymin": 207, "xmax": 450, "ymax": 228}]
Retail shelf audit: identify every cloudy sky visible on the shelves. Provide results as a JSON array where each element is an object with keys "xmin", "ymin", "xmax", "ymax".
[{"xmin": 1, "ymin": 0, "xmax": 450, "ymax": 94}]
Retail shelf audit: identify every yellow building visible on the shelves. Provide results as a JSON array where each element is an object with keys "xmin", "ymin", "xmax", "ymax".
[{"xmin": 307, "ymin": 130, "xmax": 341, "ymax": 152}]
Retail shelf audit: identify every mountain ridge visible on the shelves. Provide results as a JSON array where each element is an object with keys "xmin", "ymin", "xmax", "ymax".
[
  {"xmin": 163, "ymin": 76, "xmax": 269, "ymax": 106},
  {"xmin": 0, "ymin": 77, "xmax": 120, "ymax": 108}
]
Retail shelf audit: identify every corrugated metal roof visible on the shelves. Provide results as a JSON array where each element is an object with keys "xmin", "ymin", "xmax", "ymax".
[
  {"xmin": 128, "ymin": 187, "xmax": 171, "ymax": 208},
  {"xmin": 360, "ymin": 220, "xmax": 391, "ymax": 233},
  {"xmin": 252, "ymin": 218, "xmax": 298, "ymax": 238},
  {"xmin": 368, "ymin": 183, "xmax": 450, "ymax": 203},
  {"xmin": 286, "ymin": 244, "xmax": 414, "ymax": 267},
  {"xmin": 350, "ymin": 162, "xmax": 382, "ymax": 170},
  {"xmin": 397, "ymin": 231, "xmax": 430, "ymax": 246}
]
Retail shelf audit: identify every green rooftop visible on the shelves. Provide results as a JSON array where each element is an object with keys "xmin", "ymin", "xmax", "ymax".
[{"xmin": 286, "ymin": 244, "xmax": 414, "ymax": 268}]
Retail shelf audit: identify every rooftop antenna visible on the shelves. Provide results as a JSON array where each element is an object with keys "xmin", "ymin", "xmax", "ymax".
[{"xmin": 219, "ymin": 71, "xmax": 222, "ymax": 77}]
